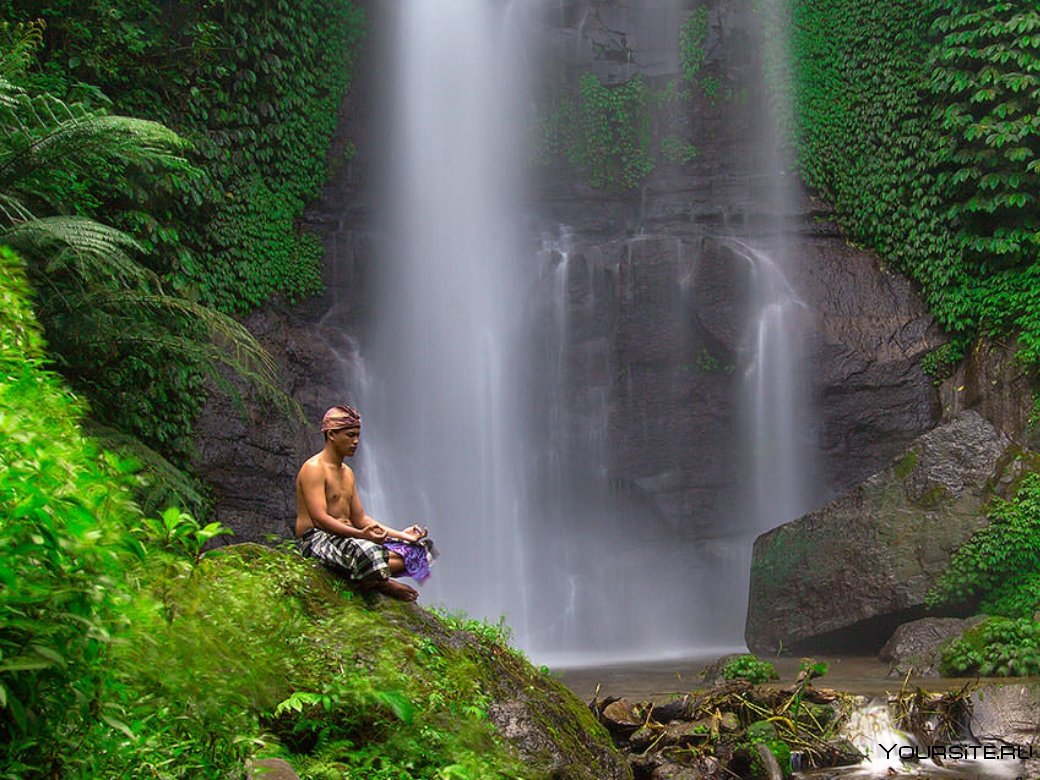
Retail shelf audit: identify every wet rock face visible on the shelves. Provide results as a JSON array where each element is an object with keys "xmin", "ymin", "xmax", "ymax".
[
  {"xmin": 522, "ymin": 0, "xmax": 944, "ymax": 537},
  {"xmin": 971, "ymin": 683, "xmax": 1040, "ymax": 749},
  {"xmin": 745, "ymin": 411, "xmax": 1014, "ymax": 655}
]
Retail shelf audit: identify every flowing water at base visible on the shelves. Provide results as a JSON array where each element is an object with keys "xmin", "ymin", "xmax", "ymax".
[
  {"xmin": 555, "ymin": 657, "xmax": 1033, "ymax": 780},
  {"xmin": 555, "ymin": 655, "xmax": 929, "ymax": 701}
]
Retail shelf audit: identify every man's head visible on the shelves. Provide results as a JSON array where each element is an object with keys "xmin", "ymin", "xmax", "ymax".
[{"xmin": 321, "ymin": 405, "xmax": 361, "ymax": 450}]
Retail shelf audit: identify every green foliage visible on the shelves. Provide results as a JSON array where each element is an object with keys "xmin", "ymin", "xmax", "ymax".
[
  {"xmin": 929, "ymin": 4, "xmax": 1040, "ymax": 273},
  {"xmin": 1, "ymin": 0, "xmax": 365, "ymax": 313},
  {"xmin": 928, "ymin": 471, "xmax": 1040, "ymax": 617},
  {"xmin": 537, "ymin": 7, "xmax": 728, "ymax": 190},
  {"xmin": 2, "ymin": 247, "xmax": 537, "ymax": 778},
  {"xmin": 660, "ymin": 135, "xmax": 700, "ymax": 164},
  {"xmin": 694, "ymin": 346, "xmax": 734, "ymax": 374},
  {"xmin": 679, "ymin": 7, "xmax": 711, "ymax": 83},
  {"xmin": 431, "ymin": 609, "xmax": 516, "ymax": 650},
  {"xmin": 0, "ymin": 25, "xmax": 299, "ymax": 492},
  {"xmin": 539, "ymin": 73, "xmax": 655, "ymax": 190},
  {"xmin": 940, "ymin": 616, "xmax": 1040, "ymax": 676},
  {"xmin": 0, "ymin": 244, "xmax": 139, "ymax": 772},
  {"xmin": 723, "ymin": 654, "xmax": 779, "ymax": 684},
  {"xmin": 746, "ymin": 720, "xmax": 792, "ymax": 778},
  {"xmin": 0, "ymin": 1, "xmax": 362, "ymax": 476},
  {"xmin": 920, "ymin": 341, "xmax": 964, "ymax": 383},
  {"xmin": 788, "ymin": 0, "xmax": 1040, "ymax": 364}
]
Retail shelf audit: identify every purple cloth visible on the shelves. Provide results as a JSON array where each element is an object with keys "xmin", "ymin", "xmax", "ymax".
[{"xmin": 384, "ymin": 540, "xmax": 432, "ymax": 583}]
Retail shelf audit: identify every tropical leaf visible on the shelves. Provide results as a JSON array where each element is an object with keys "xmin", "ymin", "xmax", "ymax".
[{"xmin": 2, "ymin": 215, "xmax": 152, "ymax": 289}]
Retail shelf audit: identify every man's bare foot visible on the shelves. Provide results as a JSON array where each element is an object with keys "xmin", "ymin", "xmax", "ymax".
[{"xmin": 373, "ymin": 578, "xmax": 418, "ymax": 602}]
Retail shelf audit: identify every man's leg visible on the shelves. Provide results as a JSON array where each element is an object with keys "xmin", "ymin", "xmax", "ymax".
[
  {"xmin": 360, "ymin": 574, "xmax": 418, "ymax": 601},
  {"xmin": 387, "ymin": 551, "xmax": 406, "ymax": 576},
  {"xmin": 301, "ymin": 530, "xmax": 415, "ymax": 597}
]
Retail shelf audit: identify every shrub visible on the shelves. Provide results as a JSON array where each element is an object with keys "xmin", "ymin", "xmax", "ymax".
[
  {"xmin": 723, "ymin": 654, "xmax": 779, "ymax": 684},
  {"xmin": 940, "ymin": 617, "xmax": 1040, "ymax": 677}
]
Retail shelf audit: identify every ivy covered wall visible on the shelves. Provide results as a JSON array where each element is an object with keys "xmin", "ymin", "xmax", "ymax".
[
  {"xmin": 0, "ymin": 1, "xmax": 363, "ymax": 469},
  {"xmin": 0, "ymin": 0, "xmax": 364, "ymax": 313},
  {"xmin": 789, "ymin": 0, "xmax": 1040, "ymax": 366}
]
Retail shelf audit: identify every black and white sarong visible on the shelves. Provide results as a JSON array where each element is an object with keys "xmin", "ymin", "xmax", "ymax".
[{"xmin": 297, "ymin": 528, "xmax": 390, "ymax": 581}]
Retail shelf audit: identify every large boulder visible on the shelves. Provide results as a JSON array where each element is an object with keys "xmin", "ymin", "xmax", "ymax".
[
  {"xmin": 970, "ymin": 683, "xmax": 1040, "ymax": 748},
  {"xmin": 745, "ymin": 411, "xmax": 1014, "ymax": 654}
]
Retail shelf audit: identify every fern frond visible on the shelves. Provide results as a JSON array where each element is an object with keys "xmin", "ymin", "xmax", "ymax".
[
  {"xmin": 0, "ymin": 21, "xmax": 44, "ymax": 82},
  {"xmin": 0, "ymin": 96, "xmax": 190, "ymax": 192},
  {"xmin": 82, "ymin": 420, "xmax": 211, "ymax": 517},
  {"xmin": 77, "ymin": 289, "xmax": 304, "ymax": 423},
  {"xmin": 1, "ymin": 215, "xmax": 154, "ymax": 289},
  {"xmin": 0, "ymin": 191, "xmax": 32, "ymax": 223}
]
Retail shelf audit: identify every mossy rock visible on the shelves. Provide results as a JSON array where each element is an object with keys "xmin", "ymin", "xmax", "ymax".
[{"xmin": 170, "ymin": 543, "xmax": 630, "ymax": 779}]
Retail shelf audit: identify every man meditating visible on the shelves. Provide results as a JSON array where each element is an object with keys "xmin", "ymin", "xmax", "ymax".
[{"xmin": 295, "ymin": 405, "xmax": 432, "ymax": 601}]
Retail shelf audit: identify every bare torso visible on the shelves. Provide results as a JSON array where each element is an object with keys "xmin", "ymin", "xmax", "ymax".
[{"xmin": 295, "ymin": 455, "xmax": 357, "ymax": 537}]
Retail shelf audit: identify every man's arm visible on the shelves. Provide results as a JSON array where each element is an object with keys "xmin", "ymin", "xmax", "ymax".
[
  {"xmin": 299, "ymin": 463, "xmax": 383, "ymax": 541},
  {"xmin": 347, "ymin": 480, "xmax": 387, "ymax": 542},
  {"xmin": 365, "ymin": 516, "xmax": 428, "ymax": 543}
]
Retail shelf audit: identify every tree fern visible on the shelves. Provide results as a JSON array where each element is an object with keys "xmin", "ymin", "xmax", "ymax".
[{"xmin": 0, "ymin": 24, "xmax": 301, "ymax": 491}]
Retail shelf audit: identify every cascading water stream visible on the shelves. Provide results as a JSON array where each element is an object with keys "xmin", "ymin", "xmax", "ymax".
[
  {"xmin": 728, "ymin": 238, "xmax": 814, "ymax": 537},
  {"xmin": 357, "ymin": 1, "xmax": 534, "ymax": 636},
  {"xmin": 823, "ymin": 700, "xmax": 1027, "ymax": 779}
]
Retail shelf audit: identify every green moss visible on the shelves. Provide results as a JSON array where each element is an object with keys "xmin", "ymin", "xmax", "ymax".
[
  {"xmin": 914, "ymin": 485, "xmax": 948, "ymax": 510},
  {"xmin": 103, "ymin": 543, "xmax": 623, "ymax": 779},
  {"xmin": 723, "ymin": 655, "xmax": 779, "ymax": 684},
  {"xmin": 893, "ymin": 451, "xmax": 918, "ymax": 480},
  {"xmin": 752, "ymin": 527, "xmax": 814, "ymax": 583}
]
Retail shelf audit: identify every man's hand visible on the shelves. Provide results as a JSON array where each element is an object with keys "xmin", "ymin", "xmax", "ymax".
[
  {"xmin": 403, "ymin": 524, "xmax": 428, "ymax": 541},
  {"xmin": 363, "ymin": 525, "xmax": 388, "ymax": 543}
]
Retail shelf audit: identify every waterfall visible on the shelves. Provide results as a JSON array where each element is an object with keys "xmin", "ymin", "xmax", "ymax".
[
  {"xmin": 731, "ymin": 239, "xmax": 814, "ymax": 536},
  {"xmin": 336, "ymin": 0, "xmax": 816, "ymax": 660},
  {"xmin": 358, "ymin": 2, "xmax": 535, "ymax": 635}
]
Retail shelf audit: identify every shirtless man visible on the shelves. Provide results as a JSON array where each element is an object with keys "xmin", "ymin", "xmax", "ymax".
[{"xmin": 295, "ymin": 405, "xmax": 429, "ymax": 601}]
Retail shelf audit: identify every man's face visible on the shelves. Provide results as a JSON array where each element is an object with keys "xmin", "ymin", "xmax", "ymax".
[{"xmin": 331, "ymin": 425, "xmax": 361, "ymax": 456}]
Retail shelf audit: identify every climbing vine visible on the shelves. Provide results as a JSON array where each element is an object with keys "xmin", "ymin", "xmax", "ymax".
[
  {"xmin": 538, "ymin": 73, "xmax": 655, "ymax": 190},
  {"xmin": 788, "ymin": 0, "xmax": 1040, "ymax": 362},
  {"xmin": 0, "ymin": 1, "xmax": 363, "ymax": 468},
  {"xmin": 679, "ymin": 7, "xmax": 711, "ymax": 84},
  {"xmin": 927, "ymin": 471, "xmax": 1040, "ymax": 618},
  {"xmin": 537, "ymin": 3, "xmax": 740, "ymax": 191},
  {"xmin": 0, "ymin": 0, "xmax": 365, "ymax": 313}
]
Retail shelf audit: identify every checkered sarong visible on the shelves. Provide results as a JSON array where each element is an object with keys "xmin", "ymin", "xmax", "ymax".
[{"xmin": 297, "ymin": 528, "xmax": 390, "ymax": 581}]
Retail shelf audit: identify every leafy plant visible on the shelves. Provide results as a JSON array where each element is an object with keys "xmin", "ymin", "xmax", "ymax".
[
  {"xmin": 679, "ymin": 6, "xmax": 711, "ymax": 84},
  {"xmin": 786, "ymin": 0, "xmax": 1040, "ymax": 365},
  {"xmin": 0, "ymin": 2, "xmax": 363, "ymax": 476},
  {"xmin": 0, "ymin": 24, "xmax": 294, "ymax": 476},
  {"xmin": 0, "ymin": 245, "xmax": 140, "ymax": 773},
  {"xmin": 940, "ymin": 617, "xmax": 1040, "ymax": 677},
  {"xmin": 723, "ymin": 654, "xmax": 779, "ymax": 684},
  {"xmin": 920, "ymin": 341, "xmax": 964, "ymax": 383},
  {"xmin": 430, "ymin": 608, "xmax": 517, "ymax": 650},
  {"xmin": 927, "ymin": 471, "xmax": 1040, "ymax": 617}
]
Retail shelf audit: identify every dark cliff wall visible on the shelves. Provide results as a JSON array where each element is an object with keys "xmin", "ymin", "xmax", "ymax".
[{"xmin": 195, "ymin": 0, "xmax": 943, "ymax": 545}]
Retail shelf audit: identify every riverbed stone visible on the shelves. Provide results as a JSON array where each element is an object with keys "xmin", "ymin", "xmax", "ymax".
[
  {"xmin": 745, "ymin": 411, "xmax": 1014, "ymax": 654},
  {"xmin": 644, "ymin": 765, "xmax": 711, "ymax": 780},
  {"xmin": 879, "ymin": 617, "xmax": 986, "ymax": 677},
  {"xmin": 970, "ymin": 682, "xmax": 1040, "ymax": 748}
]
